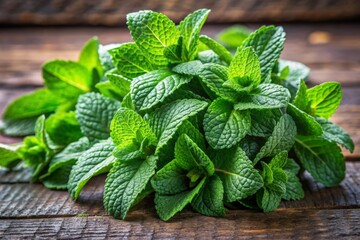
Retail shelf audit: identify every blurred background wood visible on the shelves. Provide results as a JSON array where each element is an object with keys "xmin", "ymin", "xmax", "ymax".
[{"xmin": 0, "ymin": 0, "xmax": 359, "ymax": 26}]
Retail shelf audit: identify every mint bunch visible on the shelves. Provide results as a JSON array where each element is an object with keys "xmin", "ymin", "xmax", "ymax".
[{"xmin": 0, "ymin": 9, "xmax": 354, "ymax": 221}]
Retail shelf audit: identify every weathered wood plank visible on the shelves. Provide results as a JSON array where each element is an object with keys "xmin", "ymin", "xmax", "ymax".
[
  {"xmin": 1, "ymin": 162, "xmax": 359, "ymax": 218},
  {"xmin": 1, "ymin": 209, "xmax": 360, "ymax": 239}
]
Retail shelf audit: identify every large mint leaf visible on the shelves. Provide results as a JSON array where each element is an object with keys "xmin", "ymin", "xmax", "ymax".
[
  {"xmin": 212, "ymin": 147, "xmax": 263, "ymax": 202},
  {"xmin": 242, "ymin": 26, "xmax": 285, "ymax": 82},
  {"xmin": 197, "ymin": 50, "xmax": 225, "ymax": 65},
  {"xmin": 68, "ymin": 140, "xmax": 116, "ymax": 200},
  {"xmin": 199, "ymin": 35, "xmax": 233, "ymax": 64},
  {"xmin": 108, "ymin": 43, "xmax": 154, "ymax": 79},
  {"xmin": 148, "ymin": 99, "xmax": 208, "ymax": 153},
  {"xmin": 254, "ymin": 114, "xmax": 296, "ymax": 164},
  {"xmin": 204, "ymin": 98, "xmax": 250, "ymax": 149},
  {"xmin": 248, "ymin": 109, "xmax": 282, "ymax": 137},
  {"xmin": 43, "ymin": 60, "xmax": 92, "ymax": 99},
  {"xmin": 294, "ymin": 135, "xmax": 345, "ymax": 187},
  {"xmin": 1, "ymin": 117, "xmax": 38, "ymax": 136},
  {"xmin": 175, "ymin": 134, "xmax": 214, "ymax": 176},
  {"xmin": 155, "ymin": 178, "xmax": 206, "ymax": 221},
  {"xmin": 76, "ymin": 93, "xmax": 120, "ymax": 142},
  {"xmin": 127, "ymin": 10, "xmax": 179, "ymax": 66},
  {"xmin": 228, "ymin": 47, "xmax": 261, "ymax": 88},
  {"xmin": 287, "ymin": 103, "xmax": 322, "ymax": 136},
  {"xmin": 0, "ymin": 144, "xmax": 20, "ymax": 169},
  {"xmin": 316, "ymin": 117, "xmax": 354, "ymax": 153},
  {"xmin": 110, "ymin": 108, "xmax": 157, "ymax": 151},
  {"xmin": 234, "ymin": 83, "xmax": 290, "ymax": 110},
  {"xmin": 283, "ymin": 172, "xmax": 304, "ymax": 200},
  {"xmin": 78, "ymin": 37, "xmax": 103, "ymax": 78},
  {"xmin": 131, "ymin": 69, "xmax": 191, "ymax": 111},
  {"xmin": 198, "ymin": 63, "xmax": 238, "ymax": 101},
  {"xmin": 307, "ymin": 82, "xmax": 342, "ymax": 119},
  {"xmin": 191, "ymin": 175, "xmax": 225, "ymax": 217},
  {"xmin": 105, "ymin": 69, "xmax": 131, "ymax": 97},
  {"xmin": 179, "ymin": 9, "xmax": 210, "ymax": 60},
  {"xmin": 104, "ymin": 155, "xmax": 158, "ymax": 219},
  {"xmin": 172, "ymin": 60, "xmax": 203, "ymax": 76},
  {"xmin": 292, "ymin": 80, "xmax": 308, "ymax": 111},
  {"xmin": 42, "ymin": 164, "xmax": 73, "ymax": 190}
]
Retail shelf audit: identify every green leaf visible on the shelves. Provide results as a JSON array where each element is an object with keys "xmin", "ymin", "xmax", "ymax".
[
  {"xmin": 294, "ymin": 135, "xmax": 345, "ymax": 187},
  {"xmin": 155, "ymin": 178, "xmax": 206, "ymax": 221},
  {"xmin": 287, "ymin": 103, "xmax": 323, "ymax": 136},
  {"xmin": 1, "ymin": 117, "xmax": 38, "ymax": 137},
  {"xmin": 198, "ymin": 63, "xmax": 238, "ymax": 101},
  {"xmin": 307, "ymin": 82, "xmax": 342, "ymax": 119},
  {"xmin": 283, "ymin": 172, "xmax": 304, "ymax": 200},
  {"xmin": 0, "ymin": 143, "xmax": 20, "ymax": 169},
  {"xmin": 105, "ymin": 69, "xmax": 131, "ymax": 97},
  {"xmin": 68, "ymin": 140, "xmax": 116, "ymax": 200},
  {"xmin": 108, "ymin": 43, "xmax": 154, "ymax": 79},
  {"xmin": 45, "ymin": 111, "xmax": 82, "ymax": 146},
  {"xmin": 110, "ymin": 107, "xmax": 157, "ymax": 152},
  {"xmin": 76, "ymin": 93, "xmax": 120, "ymax": 142},
  {"xmin": 179, "ymin": 9, "xmax": 210, "ymax": 60},
  {"xmin": 212, "ymin": 147, "xmax": 263, "ymax": 202},
  {"xmin": 217, "ymin": 25, "xmax": 250, "ymax": 50},
  {"xmin": 131, "ymin": 69, "xmax": 191, "ymax": 111},
  {"xmin": 234, "ymin": 84, "xmax": 290, "ymax": 110},
  {"xmin": 172, "ymin": 60, "xmax": 203, "ymax": 76},
  {"xmin": 78, "ymin": 37, "xmax": 103, "ymax": 78},
  {"xmin": 104, "ymin": 155, "xmax": 158, "ymax": 219},
  {"xmin": 43, "ymin": 60, "xmax": 92, "ymax": 99},
  {"xmin": 204, "ymin": 98, "xmax": 250, "ymax": 149},
  {"xmin": 199, "ymin": 35, "xmax": 233, "ymax": 64},
  {"xmin": 42, "ymin": 164, "xmax": 73, "ymax": 190},
  {"xmin": 99, "ymin": 43, "xmax": 118, "ymax": 72},
  {"xmin": 316, "ymin": 117, "xmax": 354, "ymax": 153},
  {"xmin": 242, "ymin": 26, "xmax": 285, "ymax": 82},
  {"xmin": 175, "ymin": 134, "xmax": 214, "ymax": 176},
  {"xmin": 197, "ymin": 50, "xmax": 226, "ymax": 65},
  {"xmin": 254, "ymin": 114, "xmax": 296, "ymax": 164},
  {"xmin": 3, "ymin": 88, "xmax": 63, "ymax": 122},
  {"xmin": 191, "ymin": 175, "xmax": 226, "ymax": 217},
  {"xmin": 148, "ymin": 99, "xmax": 208, "ymax": 153},
  {"xmin": 228, "ymin": 47, "xmax": 261, "ymax": 89},
  {"xmin": 248, "ymin": 109, "xmax": 282, "ymax": 137},
  {"xmin": 95, "ymin": 81, "xmax": 124, "ymax": 100},
  {"xmin": 256, "ymin": 187, "xmax": 282, "ymax": 213},
  {"xmin": 127, "ymin": 10, "xmax": 179, "ymax": 66},
  {"xmin": 293, "ymin": 80, "xmax": 308, "ymax": 111}
]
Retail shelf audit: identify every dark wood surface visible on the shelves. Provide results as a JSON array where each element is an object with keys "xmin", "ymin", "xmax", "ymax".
[{"xmin": 0, "ymin": 24, "xmax": 359, "ymax": 238}]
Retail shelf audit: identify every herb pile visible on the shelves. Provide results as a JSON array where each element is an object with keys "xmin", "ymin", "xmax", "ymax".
[{"xmin": 0, "ymin": 9, "xmax": 354, "ymax": 221}]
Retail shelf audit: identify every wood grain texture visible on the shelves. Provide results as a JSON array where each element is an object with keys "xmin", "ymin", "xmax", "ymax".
[{"xmin": 1, "ymin": 209, "xmax": 359, "ymax": 239}]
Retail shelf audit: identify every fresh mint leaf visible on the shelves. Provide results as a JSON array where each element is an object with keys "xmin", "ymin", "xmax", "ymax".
[
  {"xmin": 294, "ymin": 135, "xmax": 345, "ymax": 187},
  {"xmin": 204, "ymin": 98, "xmax": 250, "ymax": 149},
  {"xmin": 0, "ymin": 143, "xmax": 20, "ymax": 169},
  {"xmin": 212, "ymin": 147, "xmax": 263, "ymax": 202},
  {"xmin": 172, "ymin": 60, "xmax": 203, "ymax": 76},
  {"xmin": 108, "ymin": 43, "xmax": 154, "ymax": 79},
  {"xmin": 254, "ymin": 114, "xmax": 296, "ymax": 164},
  {"xmin": 78, "ymin": 37, "xmax": 104, "ymax": 79},
  {"xmin": 197, "ymin": 50, "xmax": 226, "ymax": 65},
  {"xmin": 148, "ymin": 99, "xmax": 208, "ymax": 153},
  {"xmin": 127, "ymin": 10, "xmax": 179, "ymax": 66},
  {"xmin": 234, "ymin": 83, "xmax": 290, "ymax": 110},
  {"xmin": 248, "ymin": 109, "xmax": 282, "ymax": 137},
  {"xmin": 217, "ymin": 25, "xmax": 250, "ymax": 50},
  {"xmin": 191, "ymin": 175, "xmax": 226, "ymax": 217},
  {"xmin": 293, "ymin": 80, "xmax": 308, "ymax": 111},
  {"xmin": 131, "ymin": 69, "xmax": 191, "ymax": 111},
  {"xmin": 155, "ymin": 178, "xmax": 206, "ymax": 221},
  {"xmin": 199, "ymin": 35, "xmax": 233, "ymax": 64},
  {"xmin": 42, "ymin": 164, "xmax": 73, "ymax": 190},
  {"xmin": 316, "ymin": 117, "xmax": 354, "ymax": 152},
  {"xmin": 68, "ymin": 139, "xmax": 116, "ymax": 200},
  {"xmin": 179, "ymin": 9, "xmax": 210, "ymax": 60},
  {"xmin": 76, "ymin": 93, "xmax": 120, "ymax": 142},
  {"xmin": 242, "ymin": 26, "xmax": 285, "ymax": 82},
  {"xmin": 95, "ymin": 81, "xmax": 125, "ymax": 100},
  {"xmin": 1, "ymin": 117, "xmax": 38, "ymax": 137},
  {"xmin": 283, "ymin": 172, "xmax": 304, "ymax": 200},
  {"xmin": 104, "ymin": 155, "xmax": 158, "ymax": 219},
  {"xmin": 307, "ymin": 82, "xmax": 342, "ymax": 119}
]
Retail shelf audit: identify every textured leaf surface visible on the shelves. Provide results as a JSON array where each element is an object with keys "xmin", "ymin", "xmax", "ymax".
[
  {"xmin": 68, "ymin": 140, "xmax": 116, "ymax": 200},
  {"xmin": 105, "ymin": 69, "xmax": 132, "ymax": 97},
  {"xmin": 280, "ymin": 60, "xmax": 310, "ymax": 99},
  {"xmin": 235, "ymin": 84, "xmax": 290, "ymax": 110},
  {"xmin": 127, "ymin": 10, "xmax": 179, "ymax": 66},
  {"xmin": 248, "ymin": 109, "xmax": 282, "ymax": 137},
  {"xmin": 294, "ymin": 135, "xmax": 345, "ymax": 187},
  {"xmin": 104, "ymin": 155, "xmax": 157, "ymax": 219},
  {"xmin": 204, "ymin": 98, "xmax": 250, "ymax": 149},
  {"xmin": 131, "ymin": 69, "xmax": 191, "ymax": 111},
  {"xmin": 148, "ymin": 99, "xmax": 208, "ymax": 153},
  {"xmin": 76, "ymin": 93, "xmax": 120, "ymax": 142},
  {"xmin": 108, "ymin": 43, "xmax": 154, "ymax": 79},
  {"xmin": 155, "ymin": 178, "xmax": 205, "ymax": 221},
  {"xmin": 1, "ymin": 117, "xmax": 38, "ymax": 137},
  {"xmin": 213, "ymin": 147, "xmax": 263, "ymax": 202},
  {"xmin": 172, "ymin": 60, "xmax": 203, "ymax": 76},
  {"xmin": 307, "ymin": 82, "xmax": 342, "ymax": 119},
  {"xmin": 293, "ymin": 80, "xmax": 308, "ymax": 111},
  {"xmin": 316, "ymin": 117, "xmax": 354, "ymax": 152},
  {"xmin": 287, "ymin": 103, "xmax": 322, "ymax": 136},
  {"xmin": 191, "ymin": 175, "xmax": 225, "ymax": 217},
  {"xmin": 254, "ymin": 114, "xmax": 296, "ymax": 164},
  {"xmin": 199, "ymin": 35, "xmax": 233, "ymax": 64},
  {"xmin": 242, "ymin": 26, "xmax": 285, "ymax": 81}
]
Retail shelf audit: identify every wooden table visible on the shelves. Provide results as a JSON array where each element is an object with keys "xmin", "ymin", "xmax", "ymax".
[{"xmin": 0, "ymin": 23, "xmax": 360, "ymax": 239}]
